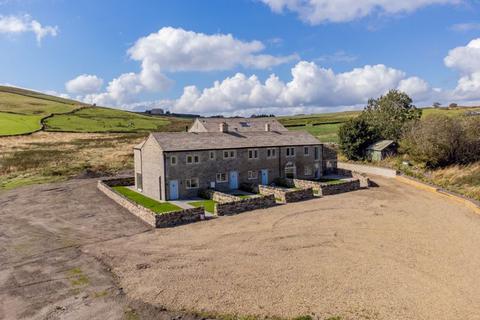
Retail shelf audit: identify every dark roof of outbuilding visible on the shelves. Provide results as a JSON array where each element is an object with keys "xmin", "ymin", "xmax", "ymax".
[{"xmin": 151, "ymin": 131, "xmax": 321, "ymax": 152}]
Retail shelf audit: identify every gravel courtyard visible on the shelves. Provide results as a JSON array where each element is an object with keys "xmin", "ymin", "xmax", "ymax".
[{"xmin": 88, "ymin": 176, "xmax": 480, "ymax": 320}]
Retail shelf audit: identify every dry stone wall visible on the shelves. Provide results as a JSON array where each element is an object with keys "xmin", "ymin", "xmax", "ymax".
[
  {"xmin": 287, "ymin": 178, "xmax": 362, "ymax": 196},
  {"xmin": 98, "ymin": 178, "xmax": 203, "ymax": 228},
  {"xmin": 258, "ymin": 185, "xmax": 314, "ymax": 203},
  {"xmin": 215, "ymin": 195, "xmax": 276, "ymax": 216}
]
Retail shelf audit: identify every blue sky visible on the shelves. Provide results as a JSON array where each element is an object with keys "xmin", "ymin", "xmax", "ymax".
[{"xmin": 1, "ymin": 0, "xmax": 480, "ymax": 115}]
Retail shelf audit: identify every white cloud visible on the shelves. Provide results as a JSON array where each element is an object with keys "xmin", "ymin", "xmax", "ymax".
[
  {"xmin": 84, "ymin": 27, "xmax": 296, "ymax": 106},
  {"xmin": 444, "ymin": 38, "xmax": 480, "ymax": 102},
  {"xmin": 450, "ymin": 22, "xmax": 480, "ymax": 32},
  {"xmin": 169, "ymin": 61, "xmax": 433, "ymax": 115},
  {"xmin": 444, "ymin": 38, "xmax": 480, "ymax": 74},
  {"xmin": 65, "ymin": 74, "xmax": 104, "ymax": 95},
  {"xmin": 261, "ymin": 0, "xmax": 460, "ymax": 24},
  {"xmin": 128, "ymin": 27, "xmax": 297, "ymax": 72},
  {"xmin": 0, "ymin": 14, "xmax": 57, "ymax": 43},
  {"xmin": 315, "ymin": 51, "xmax": 357, "ymax": 63}
]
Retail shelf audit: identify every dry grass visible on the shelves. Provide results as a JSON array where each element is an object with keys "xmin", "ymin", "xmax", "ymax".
[{"xmin": 0, "ymin": 132, "xmax": 145, "ymax": 190}]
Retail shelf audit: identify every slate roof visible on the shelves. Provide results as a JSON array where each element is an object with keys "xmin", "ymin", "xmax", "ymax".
[
  {"xmin": 190, "ymin": 117, "xmax": 287, "ymax": 132},
  {"xmin": 151, "ymin": 131, "xmax": 321, "ymax": 152},
  {"xmin": 367, "ymin": 140, "xmax": 396, "ymax": 151}
]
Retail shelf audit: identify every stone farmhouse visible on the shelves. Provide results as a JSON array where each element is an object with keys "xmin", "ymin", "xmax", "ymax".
[{"xmin": 134, "ymin": 118, "xmax": 337, "ymax": 201}]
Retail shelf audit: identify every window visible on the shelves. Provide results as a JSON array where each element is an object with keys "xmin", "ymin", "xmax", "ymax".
[
  {"xmin": 170, "ymin": 156, "xmax": 177, "ymax": 165},
  {"xmin": 286, "ymin": 147, "xmax": 295, "ymax": 157},
  {"xmin": 186, "ymin": 178, "xmax": 199, "ymax": 189},
  {"xmin": 186, "ymin": 154, "xmax": 200, "ymax": 164},
  {"xmin": 304, "ymin": 166, "xmax": 312, "ymax": 176},
  {"xmin": 314, "ymin": 146, "xmax": 319, "ymax": 160},
  {"xmin": 248, "ymin": 170, "xmax": 258, "ymax": 180},
  {"xmin": 136, "ymin": 173, "xmax": 143, "ymax": 191},
  {"xmin": 248, "ymin": 149, "xmax": 259, "ymax": 159},
  {"xmin": 304, "ymin": 147, "xmax": 309, "ymax": 156},
  {"xmin": 266, "ymin": 148, "xmax": 276, "ymax": 158},
  {"xmin": 223, "ymin": 150, "xmax": 236, "ymax": 159},
  {"xmin": 216, "ymin": 173, "xmax": 228, "ymax": 183},
  {"xmin": 209, "ymin": 151, "xmax": 215, "ymax": 160}
]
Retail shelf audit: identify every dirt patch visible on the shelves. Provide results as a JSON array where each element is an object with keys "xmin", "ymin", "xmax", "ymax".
[{"xmin": 87, "ymin": 176, "xmax": 480, "ymax": 320}]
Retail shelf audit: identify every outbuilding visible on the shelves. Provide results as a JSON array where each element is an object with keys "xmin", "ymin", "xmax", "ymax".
[{"xmin": 366, "ymin": 140, "xmax": 397, "ymax": 161}]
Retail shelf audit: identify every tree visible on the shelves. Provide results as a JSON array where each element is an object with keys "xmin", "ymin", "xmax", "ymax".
[
  {"xmin": 433, "ymin": 102, "xmax": 441, "ymax": 108},
  {"xmin": 363, "ymin": 90, "xmax": 422, "ymax": 140},
  {"xmin": 449, "ymin": 103, "xmax": 458, "ymax": 108},
  {"xmin": 338, "ymin": 116, "xmax": 379, "ymax": 160}
]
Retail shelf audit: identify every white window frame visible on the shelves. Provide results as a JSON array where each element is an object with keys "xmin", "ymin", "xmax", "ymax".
[
  {"xmin": 286, "ymin": 147, "xmax": 295, "ymax": 157},
  {"xmin": 186, "ymin": 154, "xmax": 200, "ymax": 164},
  {"xmin": 209, "ymin": 151, "xmax": 216, "ymax": 160},
  {"xmin": 223, "ymin": 150, "xmax": 236, "ymax": 159},
  {"xmin": 267, "ymin": 148, "xmax": 276, "ymax": 159},
  {"xmin": 170, "ymin": 155, "xmax": 177, "ymax": 166},
  {"xmin": 216, "ymin": 172, "xmax": 228, "ymax": 183},
  {"xmin": 248, "ymin": 170, "xmax": 258, "ymax": 180},
  {"xmin": 304, "ymin": 146, "xmax": 309, "ymax": 156},
  {"xmin": 248, "ymin": 149, "xmax": 259, "ymax": 160},
  {"xmin": 186, "ymin": 178, "xmax": 199, "ymax": 189}
]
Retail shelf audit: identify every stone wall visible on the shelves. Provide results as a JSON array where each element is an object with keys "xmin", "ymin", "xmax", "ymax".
[
  {"xmin": 198, "ymin": 189, "xmax": 241, "ymax": 203},
  {"xmin": 215, "ymin": 195, "xmax": 276, "ymax": 216},
  {"xmin": 258, "ymin": 185, "xmax": 314, "ymax": 203},
  {"xmin": 318, "ymin": 179, "xmax": 361, "ymax": 196},
  {"xmin": 286, "ymin": 178, "xmax": 362, "ymax": 196},
  {"xmin": 98, "ymin": 178, "xmax": 203, "ymax": 228},
  {"xmin": 335, "ymin": 168, "xmax": 370, "ymax": 188}
]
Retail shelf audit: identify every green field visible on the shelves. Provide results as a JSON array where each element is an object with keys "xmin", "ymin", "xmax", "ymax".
[
  {"xmin": 0, "ymin": 86, "xmax": 189, "ymax": 135},
  {"xmin": 44, "ymin": 107, "xmax": 174, "ymax": 133},
  {"xmin": 0, "ymin": 112, "xmax": 43, "ymax": 136},
  {"xmin": 113, "ymin": 186, "xmax": 182, "ymax": 214},
  {"xmin": 279, "ymin": 107, "xmax": 480, "ymax": 143}
]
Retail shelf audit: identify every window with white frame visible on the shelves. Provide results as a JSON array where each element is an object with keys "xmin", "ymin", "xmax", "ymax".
[
  {"xmin": 304, "ymin": 166, "xmax": 313, "ymax": 176},
  {"xmin": 304, "ymin": 147, "xmax": 309, "ymax": 156},
  {"xmin": 248, "ymin": 149, "xmax": 259, "ymax": 159},
  {"xmin": 170, "ymin": 155, "xmax": 177, "ymax": 165},
  {"xmin": 209, "ymin": 151, "xmax": 215, "ymax": 160},
  {"xmin": 286, "ymin": 147, "xmax": 295, "ymax": 157},
  {"xmin": 186, "ymin": 154, "xmax": 200, "ymax": 164},
  {"xmin": 186, "ymin": 178, "xmax": 199, "ymax": 189},
  {"xmin": 223, "ymin": 150, "xmax": 236, "ymax": 159},
  {"xmin": 216, "ymin": 173, "xmax": 228, "ymax": 183},
  {"xmin": 267, "ymin": 148, "xmax": 276, "ymax": 158},
  {"xmin": 248, "ymin": 170, "xmax": 258, "ymax": 180}
]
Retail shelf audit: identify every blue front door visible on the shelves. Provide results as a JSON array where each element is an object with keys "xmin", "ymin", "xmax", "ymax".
[
  {"xmin": 169, "ymin": 180, "xmax": 178, "ymax": 200},
  {"xmin": 229, "ymin": 171, "xmax": 238, "ymax": 189},
  {"xmin": 261, "ymin": 169, "xmax": 268, "ymax": 185}
]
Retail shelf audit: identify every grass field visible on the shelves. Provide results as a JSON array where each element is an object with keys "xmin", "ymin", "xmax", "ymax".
[
  {"xmin": 44, "ymin": 107, "xmax": 180, "ymax": 133},
  {"xmin": 113, "ymin": 186, "xmax": 181, "ymax": 214},
  {"xmin": 0, "ymin": 86, "xmax": 190, "ymax": 135},
  {"xmin": 0, "ymin": 112, "xmax": 43, "ymax": 135},
  {"xmin": 279, "ymin": 107, "xmax": 480, "ymax": 143}
]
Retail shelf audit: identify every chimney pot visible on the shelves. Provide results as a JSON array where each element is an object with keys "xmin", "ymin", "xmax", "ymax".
[
  {"xmin": 220, "ymin": 122, "xmax": 228, "ymax": 132},
  {"xmin": 265, "ymin": 123, "xmax": 271, "ymax": 132}
]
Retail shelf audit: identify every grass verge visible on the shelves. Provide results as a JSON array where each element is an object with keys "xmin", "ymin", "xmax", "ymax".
[
  {"xmin": 113, "ymin": 186, "xmax": 182, "ymax": 214},
  {"xmin": 188, "ymin": 199, "xmax": 216, "ymax": 213}
]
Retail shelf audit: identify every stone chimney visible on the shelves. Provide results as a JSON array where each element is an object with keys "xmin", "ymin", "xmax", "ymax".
[
  {"xmin": 219, "ymin": 122, "xmax": 228, "ymax": 133},
  {"xmin": 265, "ymin": 123, "xmax": 271, "ymax": 132}
]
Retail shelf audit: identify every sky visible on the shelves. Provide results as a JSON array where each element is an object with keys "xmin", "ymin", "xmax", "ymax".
[{"xmin": 1, "ymin": 0, "xmax": 480, "ymax": 116}]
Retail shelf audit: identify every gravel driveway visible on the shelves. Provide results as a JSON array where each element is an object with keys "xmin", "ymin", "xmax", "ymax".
[{"xmin": 88, "ymin": 176, "xmax": 480, "ymax": 320}]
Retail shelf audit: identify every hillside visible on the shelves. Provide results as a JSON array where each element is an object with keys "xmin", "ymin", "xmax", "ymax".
[
  {"xmin": 279, "ymin": 106, "xmax": 480, "ymax": 143},
  {"xmin": 0, "ymin": 86, "xmax": 189, "ymax": 135}
]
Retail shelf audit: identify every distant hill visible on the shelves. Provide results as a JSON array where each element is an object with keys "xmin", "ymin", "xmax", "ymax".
[{"xmin": 0, "ymin": 86, "xmax": 189, "ymax": 136}]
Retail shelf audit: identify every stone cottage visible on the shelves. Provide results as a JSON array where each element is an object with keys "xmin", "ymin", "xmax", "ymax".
[{"xmin": 134, "ymin": 118, "xmax": 337, "ymax": 200}]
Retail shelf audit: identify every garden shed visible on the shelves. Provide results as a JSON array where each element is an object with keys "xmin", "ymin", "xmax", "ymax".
[{"xmin": 366, "ymin": 140, "xmax": 397, "ymax": 161}]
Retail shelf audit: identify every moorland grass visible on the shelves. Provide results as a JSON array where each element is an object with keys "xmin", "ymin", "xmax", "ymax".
[{"xmin": 113, "ymin": 186, "xmax": 182, "ymax": 214}]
